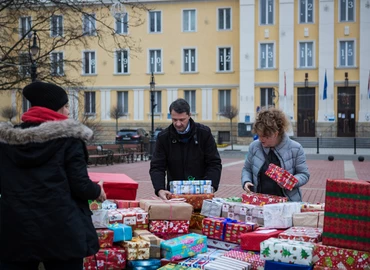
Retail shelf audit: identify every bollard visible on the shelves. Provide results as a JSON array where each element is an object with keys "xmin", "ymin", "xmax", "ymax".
[
  {"xmin": 316, "ymin": 137, "xmax": 319, "ymax": 154},
  {"xmin": 354, "ymin": 138, "xmax": 357, "ymax": 155}
]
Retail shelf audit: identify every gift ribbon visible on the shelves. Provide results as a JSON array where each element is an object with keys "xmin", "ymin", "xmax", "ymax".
[
  {"xmin": 151, "ymin": 197, "xmax": 187, "ymax": 219},
  {"xmin": 221, "ymin": 218, "xmax": 238, "ymax": 241},
  {"xmin": 188, "ymin": 176, "xmax": 195, "ymax": 181}
]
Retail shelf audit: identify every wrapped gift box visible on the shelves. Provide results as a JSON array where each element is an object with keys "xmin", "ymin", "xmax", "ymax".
[
  {"xmin": 263, "ymin": 202, "xmax": 301, "ymax": 229},
  {"xmin": 322, "ymin": 179, "xmax": 370, "ymax": 252},
  {"xmin": 92, "ymin": 209, "xmax": 109, "ymax": 229},
  {"xmin": 202, "ymin": 217, "xmax": 226, "ymax": 241},
  {"xmin": 88, "ymin": 200, "xmax": 102, "ymax": 210},
  {"xmin": 134, "ymin": 229, "xmax": 163, "ymax": 258},
  {"xmin": 204, "ymin": 256, "xmax": 252, "ymax": 269},
  {"xmin": 89, "ymin": 172, "xmax": 138, "ymax": 200},
  {"xmin": 169, "ymin": 180, "xmax": 213, "ymax": 194},
  {"xmin": 107, "ymin": 209, "xmax": 124, "ymax": 224},
  {"xmin": 312, "ymin": 243, "xmax": 370, "ymax": 269},
  {"xmin": 190, "ymin": 212, "xmax": 205, "ymax": 230},
  {"xmin": 301, "ymin": 203, "xmax": 325, "ymax": 212},
  {"xmin": 264, "ymin": 260, "xmax": 313, "ymax": 270},
  {"xmin": 240, "ymin": 229, "xmax": 284, "ymax": 251},
  {"xmin": 126, "ymin": 259, "xmax": 162, "ymax": 270},
  {"xmin": 195, "ymin": 247, "xmax": 226, "ymax": 259},
  {"xmin": 223, "ymin": 221, "xmax": 258, "ymax": 244},
  {"xmin": 293, "ymin": 212, "xmax": 324, "ymax": 228},
  {"xmin": 102, "ymin": 200, "xmax": 117, "ymax": 210},
  {"xmin": 278, "ymin": 227, "xmax": 323, "ymax": 243},
  {"xmin": 161, "ymin": 233, "xmax": 207, "ymax": 261},
  {"xmin": 222, "ymin": 202, "xmax": 263, "ymax": 224},
  {"xmin": 120, "ymin": 237, "xmax": 150, "ymax": 260},
  {"xmin": 260, "ymin": 237, "xmax": 315, "ymax": 266},
  {"xmin": 179, "ymin": 257, "xmax": 211, "ymax": 268},
  {"xmin": 242, "ymin": 192, "xmax": 287, "ymax": 206},
  {"xmin": 96, "ymin": 229, "xmax": 114, "ymax": 248},
  {"xmin": 200, "ymin": 199, "xmax": 224, "ymax": 217},
  {"xmin": 224, "ymin": 197, "xmax": 243, "ymax": 203},
  {"xmin": 206, "ymin": 238, "xmax": 239, "ymax": 250},
  {"xmin": 223, "ymin": 250, "xmax": 265, "ymax": 270},
  {"xmin": 158, "ymin": 263, "xmax": 199, "ymax": 269},
  {"xmin": 170, "ymin": 194, "xmax": 214, "ymax": 210},
  {"xmin": 107, "ymin": 223, "xmax": 132, "ymax": 242},
  {"xmin": 140, "ymin": 199, "xmax": 193, "ymax": 220},
  {"xmin": 265, "ymin": 163, "xmax": 298, "ymax": 191},
  {"xmin": 113, "ymin": 199, "xmax": 139, "ymax": 208},
  {"xmin": 83, "ymin": 247, "xmax": 126, "ymax": 270},
  {"xmin": 149, "ymin": 220, "xmax": 190, "ymax": 234}
]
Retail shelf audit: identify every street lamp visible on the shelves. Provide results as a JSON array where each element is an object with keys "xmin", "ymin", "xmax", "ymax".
[
  {"xmin": 29, "ymin": 31, "xmax": 40, "ymax": 82},
  {"xmin": 149, "ymin": 72, "xmax": 157, "ymax": 160}
]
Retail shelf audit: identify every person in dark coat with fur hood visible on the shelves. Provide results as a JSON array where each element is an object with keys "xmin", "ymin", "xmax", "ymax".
[
  {"xmin": 0, "ymin": 81, "xmax": 106, "ymax": 270},
  {"xmin": 150, "ymin": 98, "xmax": 222, "ymax": 200}
]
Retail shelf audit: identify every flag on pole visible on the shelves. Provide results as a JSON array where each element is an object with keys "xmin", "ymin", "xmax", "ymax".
[
  {"xmin": 368, "ymin": 70, "xmax": 370, "ymax": 99},
  {"xmin": 284, "ymin": 72, "xmax": 287, "ymax": 97},
  {"xmin": 323, "ymin": 70, "xmax": 327, "ymax": 100}
]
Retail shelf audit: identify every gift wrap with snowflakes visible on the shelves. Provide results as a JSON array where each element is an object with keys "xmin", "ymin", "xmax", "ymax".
[
  {"xmin": 260, "ymin": 237, "xmax": 315, "ymax": 265},
  {"xmin": 160, "ymin": 233, "xmax": 207, "ymax": 261},
  {"xmin": 263, "ymin": 202, "xmax": 301, "ymax": 229},
  {"xmin": 169, "ymin": 180, "xmax": 213, "ymax": 195}
]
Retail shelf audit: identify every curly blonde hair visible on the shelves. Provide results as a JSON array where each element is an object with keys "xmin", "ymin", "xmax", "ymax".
[{"xmin": 253, "ymin": 108, "xmax": 289, "ymax": 137}]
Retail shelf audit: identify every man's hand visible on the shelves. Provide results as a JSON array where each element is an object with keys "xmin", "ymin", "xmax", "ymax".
[
  {"xmin": 97, "ymin": 180, "xmax": 107, "ymax": 202},
  {"xmin": 243, "ymin": 182, "xmax": 254, "ymax": 193},
  {"xmin": 158, "ymin": 189, "xmax": 172, "ymax": 200}
]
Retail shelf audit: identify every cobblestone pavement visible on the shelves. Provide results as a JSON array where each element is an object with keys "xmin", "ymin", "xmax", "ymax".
[{"xmin": 88, "ymin": 152, "xmax": 370, "ymax": 204}]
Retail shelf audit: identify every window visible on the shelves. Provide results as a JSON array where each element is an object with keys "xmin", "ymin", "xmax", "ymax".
[
  {"xmin": 260, "ymin": 0, "xmax": 274, "ymax": 25},
  {"xmin": 115, "ymin": 13, "xmax": 128, "ymax": 34},
  {"xmin": 116, "ymin": 50, "xmax": 129, "ymax": 74},
  {"xmin": 149, "ymin": 11, "xmax": 161, "ymax": 33},
  {"xmin": 20, "ymin": 16, "xmax": 31, "ymax": 37},
  {"xmin": 154, "ymin": 91, "xmax": 162, "ymax": 113},
  {"xmin": 183, "ymin": 48, "xmax": 196, "ymax": 72},
  {"xmin": 299, "ymin": 42, "xmax": 313, "ymax": 68},
  {"xmin": 260, "ymin": 88, "xmax": 274, "ymax": 109},
  {"xmin": 83, "ymin": 14, "xmax": 96, "ymax": 36},
  {"xmin": 218, "ymin": 8, "xmax": 231, "ymax": 30},
  {"xmin": 299, "ymin": 0, "xmax": 313, "ymax": 23},
  {"xmin": 219, "ymin": 90, "xmax": 231, "ymax": 112},
  {"xmin": 117, "ymin": 91, "xmax": 128, "ymax": 114},
  {"xmin": 184, "ymin": 90, "xmax": 196, "ymax": 113},
  {"xmin": 339, "ymin": 40, "xmax": 355, "ymax": 67},
  {"xmin": 51, "ymin": 15, "xmax": 63, "ymax": 37},
  {"xmin": 218, "ymin": 47, "xmax": 232, "ymax": 72},
  {"xmin": 22, "ymin": 96, "xmax": 31, "ymax": 113},
  {"xmin": 149, "ymin": 49, "xmax": 162, "ymax": 73},
  {"xmin": 260, "ymin": 43, "xmax": 274, "ymax": 68},
  {"xmin": 50, "ymin": 52, "xmax": 64, "ymax": 76},
  {"xmin": 83, "ymin": 51, "xmax": 96, "ymax": 74},
  {"xmin": 340, "ymin": 0, "xmax": 354, "ymax": 22},
  {"xmin": 183, "ymin": 9, "xmax": 196, "ymax": 32},
  {"xmin": 84, "ymin": 91, "xmax": 96, "ymax": 114},
  {"xmin": 19, "ymin": 53, "xmax": 30, "ymax": 77}
]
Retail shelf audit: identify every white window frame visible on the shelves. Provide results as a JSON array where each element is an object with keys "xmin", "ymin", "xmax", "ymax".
[
  {"xmin": 117, "ymin": 91, "xmax": 129, "ymax": 114},
  {"xmin": 149, "ymin": 10, "xmax": 162, "ymax": 33},
  {"xmin": 217, "ymin": 7, "xmax": 232, "ymax": 31},
  {"xmin": 217, "ymin": 46, "xmax": 232, "ymax": 72},
  {"xmin": 338, "ymin": 39, "xmax": 356, "ymax": 67},
  {"xmin": 115, "ymin": 49, "xmax": 129, "ymax": 74},
  {"xmin": 115, "ymin": 12, "xmax": 128, "ymax": 35},
  {"xmin": 299, "ymin": 0, "xmax": 314, "ymax": 24},
  {"xmin": 50, "ymin": 15, "xmax": 63, "ymax": 37},
  {"xmin": 182, "ymin": 9, "xmax": 197, "ymax": 32},
  {"xmin": 22, "ymin": 96, "xmax": 31, "ymax": 113},
  {"xmin": 298, "ymin": 41, "xmax": 315, "ymax": 68},
  {"xmin": 84, "ymin": 91, "xmax": 96, "ymax": 115},
  {"xmin": 184, "ymin": 90, "xmax": 196, "ymax": 113},
  {"xmin": 50, "ymin": 51, "xmax": 64, "ymax": 76},
  {"xmin": 260, "ymin": 0, "xmax": 274, "ymax": 25},
  {"xmin": 19, "ymin": 16, "xmax": 32, "ymax": 38},
  {"xmin": 260, "ymin": 88, "xmax": 274, "ymax": 109},
  {"xmin": 182, "ymin": 48, "xmax": 197, "ymax": 73},
  {"xmin": 339, "ymin": 0, "xmax": 355, "ymax": 22},
  {"xmin": 148, "ymin": 49, "xmax": 163, "ymax": 73},
  {"xmin": 19, "ymin": 53, "xmax": 30, "ymax": 77},
  {"xmin": 83, "ymin": 13, "xmax": 96, "ymax": 36},
  {"xmin": 218, "ymin": 89, "xmax": 231, "ymax": 113},
  {"xmin": 82, "ymin": 51, "xmax": 96, "ymax": 75},
  {"xmin": 259, "ymin": 42, "xmax": 275, "ymax": 69}
]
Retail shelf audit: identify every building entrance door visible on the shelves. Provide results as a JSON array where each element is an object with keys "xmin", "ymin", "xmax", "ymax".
[
  {"xmin": 337, "ymin": 87, "xmax": 356, "ymax": 137},
  {"xmin": 297, "ymin": 87, "xmax": 315, "ymax": 137}
]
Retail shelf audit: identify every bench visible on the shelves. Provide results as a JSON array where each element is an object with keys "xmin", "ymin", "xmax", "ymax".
[
  {"xmin": 101, "ymin": 144, "xmax": 131, "ymax": 164},
  {"xmin": 123, "ymin": 143, "xmax": 148, "ymax": 162},
  {"xmin": 86, "ymin": 145, "xmax": 110, "ymax": 166}
]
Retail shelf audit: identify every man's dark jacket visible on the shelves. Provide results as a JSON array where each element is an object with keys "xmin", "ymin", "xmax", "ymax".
[
  {"xmin": 0, "ymin": 120, "xmax": 100, "ymax": 262},
  {"xmin": 150, "ymin": 118, "xmax": 222, "ymax": 195}
]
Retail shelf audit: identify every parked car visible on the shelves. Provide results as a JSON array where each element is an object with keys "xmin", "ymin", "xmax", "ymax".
[{"xmin": 115, "ymin": 128, "xmax": 148, "ymax": 144}]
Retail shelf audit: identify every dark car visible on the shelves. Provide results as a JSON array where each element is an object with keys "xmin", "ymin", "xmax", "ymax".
[{"xmin": 115, "ymin": 128, "xmax": 148, "ymax": 144}]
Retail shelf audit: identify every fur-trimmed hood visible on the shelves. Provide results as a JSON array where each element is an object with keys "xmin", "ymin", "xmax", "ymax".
[{"xmin": 0, "ymin": 119, "xmax": 93, "ymax": 168}]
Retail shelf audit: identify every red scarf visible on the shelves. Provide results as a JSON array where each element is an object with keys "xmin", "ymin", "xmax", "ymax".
[{"xmin": 21, "ymin": 106, "xmax": 68, "ymax": 123}]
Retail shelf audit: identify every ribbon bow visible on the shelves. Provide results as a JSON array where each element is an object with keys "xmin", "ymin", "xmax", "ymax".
[{"xmin": 187, "ymin": 176, "xmax": 195, "ymax": 181}]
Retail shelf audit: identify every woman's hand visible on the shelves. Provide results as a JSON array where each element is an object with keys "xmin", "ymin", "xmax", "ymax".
[
  {"xmin": 97, "ymin": 180, "xmax": 107, "ymax": 202},
  {"xmin": 158, "ymin": 190, "xmax": 172, "ymax": 200},
  {"xmin": 243, "ymin": 182, "xmax": 254, "ymax": 193}
]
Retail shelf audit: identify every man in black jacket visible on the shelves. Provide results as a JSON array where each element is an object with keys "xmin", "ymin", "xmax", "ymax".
[{"xmin": 150, "ymin": 98, "xmax": 222, "ymax": 200}]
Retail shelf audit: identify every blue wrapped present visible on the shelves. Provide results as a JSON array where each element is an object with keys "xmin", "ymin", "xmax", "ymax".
[
  {"xmin": 264, "ymin": 260, "xmax": 313, "ymax": 270},
  {"xmin": 108, "ymin": 223, "xmax": 132, "ymax": 242},
  {"xmin": 126, "ymin": 259, "xmax": 161, "ymax": 270}
]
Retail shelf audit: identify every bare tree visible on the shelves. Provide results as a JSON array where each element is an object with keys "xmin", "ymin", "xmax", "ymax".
[
  {"xmin": 81, "ymin": 114, "xmax": 103, "ymax": 144},
  {"xmin": 109, "ymin": 105, "xmax": 126, "ymax": 133},
  {"xmin": 0, "ymin": 1, "xmax": 150, "ymax": 92},
  {"xmin": 220, "ymin": 105, "xmax": 239, "ymax": 150},
  {"xmin": 1, "ymin": 105, "xmax": 18, "ymax": 123}
]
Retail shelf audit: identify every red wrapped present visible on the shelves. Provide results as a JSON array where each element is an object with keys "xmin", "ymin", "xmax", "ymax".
[
  {"xmin": 223, "ymin": 221, "xmax": 258, "ymax": 244},
  {"xmin": 322, "ymin": 179, "xmax": 370, "ymax": 252},
  {"xmin": 265, "ymin": 163, "xmax": 298, "ymax": 191},
  {"xmin": 202, "ymin": 217, "xmax": 226, "ymax": 241},
  {"xmin": 313, "ymin": 243, "xmax": 370, "ymax": 269},
  {"xmin": 89, "ymin": 172, "xmax": 138, "ymax": 200},
  {"xmin": 149, "ymin": 220, "xmax": 189, "ymax": 234},
  {"xmin": 83, "ymin": 247, "xmax": 126, "ymax": 270},
  {"xmin": 112, "ymin": 199, "xmax": 139, "ymax": 208},
  {"xmin": 278, "ymin": 226, "xmax": 323, "ymax": 243},
  {"xmin": 96, "ymin": 229, "xmax": 114, "ymax": 248},
  {"xmin": 241, "ymin": 192, "xmax": 287, "ymax": 206},
  {"xmin": 301, "ymin": 202, "xmax": 325, "ymax": 212},
  {"xmin": 107, "ymin": 210, "xmax": 123, "ymax": 224},
  {"xmin": 240, "ymin": 228, "xmax": 284, "ymax": 251},
  {"xmin": 170, "ymin": 193, "xmax": 214, "ymax": 210}
]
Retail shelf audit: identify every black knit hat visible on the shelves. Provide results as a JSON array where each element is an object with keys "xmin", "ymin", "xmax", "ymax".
[{"xmin": 22, "ymin": 81, "xmax": 68, "ymax": 111}]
